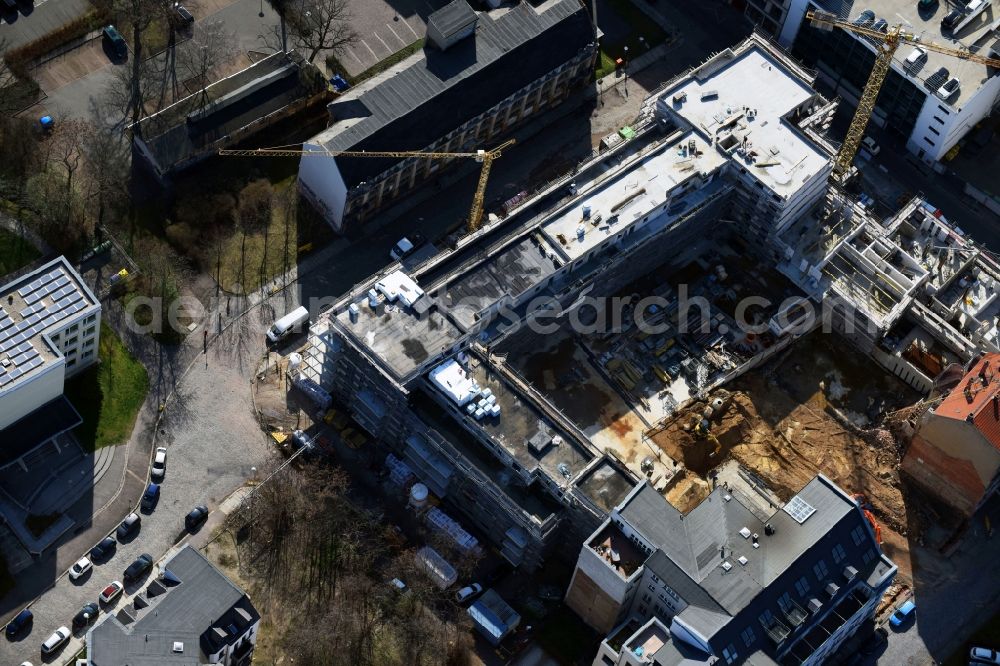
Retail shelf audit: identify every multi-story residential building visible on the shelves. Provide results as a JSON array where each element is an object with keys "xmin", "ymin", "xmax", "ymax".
[
  {"xmin": 0, "ymin": 256, "xmax": 101, "ymax": 437},
  {"xmin": 299, "ymin": 34, "xmax": 840, "ymax": 569},
  {"xmin": 760, "ymin": 0, "xmax": 1000, "ymax": 166},
  {"xmin": 567, "ymin": 474, "xmax": 897, "ymax": 666},
  {"xmin": 87, "ymin": 545, "xmax": 261, "ymax": 666},
  {"xmin": 298, "ymin": 0, "xmax": 597, "ymax": 232}
]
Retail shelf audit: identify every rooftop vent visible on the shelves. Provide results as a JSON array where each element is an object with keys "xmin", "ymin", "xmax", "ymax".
[
  {"xmin": 172, "ymin": 642, "xmax": 184, "ymax": 653},
  {"xmin": 825, "ymin": 582, "xmax": 840, "ymax": 597},
  {"xmin": 808, "ymin": 598, "xmax": 823, "ymax": 613},
  {"xmin": 723, "ymin": 494, "xmax": 732, "ymax": 502},
  {"xmin": 844, "ymin": 566, "xmax": 859, "ymax": 581},
  {"xmin": 738, "ymin": 556, "xmax": 749, "ymax": 566},
  {"xmin": 427, "ymin": 0, "xmax": 478, "ymax": 51},
  {"xmin": 739, "ymin": 527, "xmax": 752, "ymax": 539},
  {"xmin": 721, "ymin": 561, "xmax": 733, "ymax": 572}
]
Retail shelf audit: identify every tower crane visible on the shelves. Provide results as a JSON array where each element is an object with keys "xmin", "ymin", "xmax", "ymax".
[
  {"xmin": 218, "ymin": 140, "xmax": 515, "ymax": 233},
  {"xmin": 806, "ymin": 10, "xmax": 1000, "ymax": 180}
]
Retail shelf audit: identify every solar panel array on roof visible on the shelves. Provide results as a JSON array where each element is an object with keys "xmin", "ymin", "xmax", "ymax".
[
  {"xmin": 0, "ymin": 265, "xmax": 93, "ymax": 387},
  {"xmin": 783, "ymin": 495, "xmax": 817, "ymax": 524}
]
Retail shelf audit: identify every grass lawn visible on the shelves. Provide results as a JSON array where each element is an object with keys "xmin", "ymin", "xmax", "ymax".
[
  {"xmin": 596, "ymin": 0, "xmax": 669, "ymax": 79},
  {"xmin": 0, "ymin": 228, "xmax": 41, "ymax": 275},
  {"xmin": 65, "ymin": 322, "xmax": 149, "ymax": 452}
]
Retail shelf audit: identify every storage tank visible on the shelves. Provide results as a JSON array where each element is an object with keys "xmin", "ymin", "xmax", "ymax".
[{"xmin": 409, "ymin": 483, "xmax": 429, "ymax": 508}]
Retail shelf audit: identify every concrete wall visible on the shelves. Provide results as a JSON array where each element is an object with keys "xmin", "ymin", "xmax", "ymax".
[
  {"xmin": 298, "ymin": 143, "xmax": 350, "ymax": 232},
  {"xmin": 906, "ymin": 75, "xmax": 1000, "ymax": 162},
  {"xmin": 565, "ymin": 545, "xmax": 634, "ymax": 633},
  {"xmin": 0, "ymin": 362, "xmax": 64, "ymax": 429}
]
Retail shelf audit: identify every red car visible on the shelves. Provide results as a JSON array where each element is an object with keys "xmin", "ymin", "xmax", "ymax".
[{"xmin": 100, "ymin": 580, "xmax": 123, "ymax": 604}]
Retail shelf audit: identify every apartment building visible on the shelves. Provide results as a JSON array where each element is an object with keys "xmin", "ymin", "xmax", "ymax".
[
  {"xmin": 298, "ymin": 0, "xmax": 597, "ymax": 232},
  {"xmin": 780, "ymin": 0, "xmax": 1000, "ymax": 165},
  {"xmin": 567, "ymin": 475, "xmax": 897, "ymax": 666},
  {"xmin": 299, "ymin": 34, "xmax": 841, "ymax": 569},
  {"xmin": 87, "ymin": 546, "xmax": 261, "ymax": 666},
  {"xmin": 0, "ymin": 256, "xmax": 101, "ymax": 433}
]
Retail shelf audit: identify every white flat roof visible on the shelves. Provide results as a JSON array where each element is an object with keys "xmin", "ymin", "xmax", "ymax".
[
  {"xmin": 662, "ymin": 45, "xmax": 830, "ymax": 197},
  {"xmin": 429, "ymin": 358, "xmax": 480, "ymax": 406},
  {"xmin": 539, "ymin": 132, "xmax": 727, "ymax": 262},
  {"xmin": 0, "ymin": 256, "xmax": 100, "ymax": 391}
]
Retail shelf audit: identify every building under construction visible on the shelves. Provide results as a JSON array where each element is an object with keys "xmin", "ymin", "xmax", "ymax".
[
  {"xmin": 299, "ymin": 34, "xmax": 847, "ymax": 569},
  {"xmin": 297, "ymin": 0, "xmax": 597, "ymax": 233}
]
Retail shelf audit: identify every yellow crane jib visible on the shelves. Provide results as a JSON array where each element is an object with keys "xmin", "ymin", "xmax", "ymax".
[
  {"xmin": 217, "ymin": 139, "xmax": 516, "ymax": 233},
  {"xmin": 805, "ymin": 10, "xmax": 1000, "ymax": 181}
]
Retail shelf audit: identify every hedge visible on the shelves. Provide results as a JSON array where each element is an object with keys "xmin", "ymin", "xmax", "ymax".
[{"xmin": 3, "ymin": 7, "xmax": 110, "ymax": 79}]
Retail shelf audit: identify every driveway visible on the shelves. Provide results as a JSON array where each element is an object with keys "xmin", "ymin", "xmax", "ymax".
[
  {"xmin": 0, "ymin": 314, "xmax": 275, "ymax": 665},
  {"xmin": 0, "ymin": 0, "xmax": 91, "ymax": 53}
]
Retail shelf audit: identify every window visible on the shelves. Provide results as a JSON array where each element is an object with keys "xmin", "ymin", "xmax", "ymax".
[
  {"xmin": 795, "ymin": 576, "xmax": 810, "ymax": 597},
  {"xmin": 654, "ymin": 604, "xmax": 663, "ymax": 616},
  {"xmin": 68, "ymin": 324, "xmax": 78, "ymax": 333},
  {"xmin": 66, "ymin": 336, "xmax": 78, "ymax": 346},
  {"xmin": 759, "ymin": 609, "xmax": 775, "ymax": 626},
  {"xmin": 643, "ymin": 593, "xmax": 651, "ymax": 603},
  {"xmin": 741, "ymin": 626, "xmax": 756, "ymax": 647},
  {"xmin": 84, "ymin": 325, "xmax": 96, "ymax": 337},
  {"xmin": 83, "ymin": 349, "xmax": 93, "ymax": 359},
  {"xmin": 936, "ymin": 104, "xmax": 950, "ymax": 115},
  {"xmin": 851, "ymin": 526, "xmax": 865, "ymax": 546},
  {"xmin": 933, "ymin": 116, "xmax": 945, "ymax": 125},
  {"xmin": 863, "ymin": 549, "xmax": 876, "ymax": 564},
  {"xmin": 813, "ymin": 559, "xmax": 829, "ymax": 581},
  {"xmin": 722, "ymin": 644, "xmax": 738, "ymax": 664},
  {"xmin": 638, "ymin": 604, "xmax": 647, "ymax": 615},
  {"xmin": 924, "ymin": 137, "xmax": 936, "ymax": 147},
  {"xmin": 67, "ymin": 359, "xmax": 76, "ymax": 368},
  {"xmin": 778, "ymin": 592, "xmax": 792, "ymax": 612},
  {"xmin": 86, "ymin": 314, "xmax": 97, "ymax": 324},
  {"xmin": 602, "ymin": 656, "xmax": 615, "ymax": 666},
  {"xmin": 84, "ymin": 338, "xmax": 95, "ymax": 348},
  {"xmin": 832, "ymin": 544, "xmax": 847, "ymax": 564},
  {"xmin": 928, "ymin": 126, "xmax": 940, "ymax": 136},
  {"xmin": 648, "ymin": 584, "xmax": 655, "ymax": 592}
]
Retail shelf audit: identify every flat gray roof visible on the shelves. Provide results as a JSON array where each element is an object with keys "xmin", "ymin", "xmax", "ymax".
[
  {"xmin": 0, "ymin": 256, "xmax": 100, "ymax": 391},
  {"xmin": 428, "ymin": 0, "xmax": 477, "ymax": 37}
]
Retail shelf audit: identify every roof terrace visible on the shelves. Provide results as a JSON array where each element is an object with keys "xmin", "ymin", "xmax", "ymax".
[{"xmin": 589, "ymin": 521, "xmax": 647, "ymax": 579}]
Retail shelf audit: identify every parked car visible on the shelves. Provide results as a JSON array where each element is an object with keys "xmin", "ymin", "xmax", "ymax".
[
  {"xmin": 150, "ymin": 447, "xmax": 167, "ymax": 480},
  {"xmin": 185, "ymin": 504, "xmax": 209, "ymax": 532},
  {"xmin": 5, "ymin": 608, "xmax": 32, "ymax": 639},
  {"xmin": 970, "ymin": 646, "xmax": 1000, "ymax": 665},
  {"xmin": 40, "ymin": 626, "xmax": 70, "ymax": 656},
  {"xmin": 853, "ymin": 9, "xmax": 876, "ymax": 27},
  {"xmin": 102, "ymin": 25, "xmax": 128, "ymax": 60},
  {"xmin": 937, "ymin": 77, "xmax": 960, "ymax": 101},
  {"xmin": 904, "ymin": 47, "xmax": 928, "ymax": 71},
  {"xmin": 1, "ymin": 0, "xmax": 17, "ymax": 11},
  {"xmin": 123, "ymin": 553, "xmax": 153, "ymax": 583},
  {"xmin": 872, "ymin": 18, "xmax": 888, "ymax": 32},
  {"xmin": 173, "ymin": 3, "xmax": 194, "ymax": 24},
  {"xmin": 68, "ymin": 557, "xmax": 92, "ymax": 581},
  {"xmin": 72, "ymin": 603, "xmax": 99, "ymax": 630},
  {"xmin": 454, "ymin": 583, "xmax": 483, "ymax": 603},
  {"xmin": 390, "ymin": 578, "xmax": 407, "ymax": 591},
  {"xmin": 942, "ymin": 8, "xmax": 963, "ymax": 31},
  {"xmin": 89, "ymin": 536, "xmax": 117, "ymax": 562},
  {"xmin": 389, "ymin": 233, "xmax": 425, "ymax": 262},
  {"xmin": 99, "ymin": 580, "xmax": 124, "ymax": 604},
  {"xmin": 861, "ymin": 136, "xmax": 880, "ymax": 156},
  {"xmin": 140, "ymin": 483, "xmax": 160, "ymax": 512},
  {"xmin": 116, "ymin": 512, "xmax": 141, "ymax": 540},
  {"xmin": 889, "ymin": 599, "xmax": 916, "ymax": 627}
]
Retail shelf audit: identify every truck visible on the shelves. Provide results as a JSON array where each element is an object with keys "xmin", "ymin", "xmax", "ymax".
[{"xmin": 266, "ymin": 305, "xmax": 309, "ymax": 344}]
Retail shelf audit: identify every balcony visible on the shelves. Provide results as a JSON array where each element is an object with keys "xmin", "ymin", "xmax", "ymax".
[
  {"xmin": 762, "ymin": 615, "xmax": 791, "ymax": 645},
  {"xmin": 782, "ymin": 587, "xmax": 870, "ymax": 665},
  {"xmin": 780, "ymin": 598, "xmax": 809, "ymax": 628},
  {"xmin": 623, "ymin": 618, "xmax": 670, "ymax": 663}
]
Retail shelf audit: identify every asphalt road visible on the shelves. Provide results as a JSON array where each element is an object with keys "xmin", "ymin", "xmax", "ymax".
[{"xmin": 0, "ymin": 326, "xmax": 274, "ymax": 665}]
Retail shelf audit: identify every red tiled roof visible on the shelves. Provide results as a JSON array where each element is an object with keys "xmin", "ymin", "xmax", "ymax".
[{"xmin": 935, "ymin": 353, "xmax": 1000, "ymax": 451}]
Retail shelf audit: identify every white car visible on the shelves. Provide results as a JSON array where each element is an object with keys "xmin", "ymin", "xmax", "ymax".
[
  {"xmin": 454, "ymin": 583, "xmax": 483, "ymax": 603},
  {"xmin": 68, "ymin": 556, "xmax": 92, "ymax": 581},
  {"xmin": 151, "ymin": 447, "xmax": 167, "ymax": 480},
  {"xmin": 40, "ymin": 626, "xmax": 70, "ymax": 655},
  {"xmin": 100, "ymin": 580, "xmax": 124, "ymax": 604},
  {"xmin": 970, "ymin": 646, "xmax": 1000, "ymax": 664}
]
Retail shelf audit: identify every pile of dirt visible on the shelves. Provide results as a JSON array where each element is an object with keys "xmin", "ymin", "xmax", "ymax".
[
  {"xmin": 648, "ymin": 374, "xmax": 908, "ymax": 537},
  {"xmin": 665, "ymin": 475, "xmax": 712, "ymax": 513}
]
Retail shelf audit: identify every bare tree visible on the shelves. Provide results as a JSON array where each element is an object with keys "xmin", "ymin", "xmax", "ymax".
[
  {"xmin": 176, "ymin": 19, "xmax": 238, "ymax": 108},
  {"xmin": 287, "ymin": 0, "xmax": 356, "ymax": 64},
  {"xmin": 115, "ymin": 0, "xmax": 162, "ymax": 133},
  {"xmin": 81, "ymin": 123, "xmax": 132, "ymax": 227}
]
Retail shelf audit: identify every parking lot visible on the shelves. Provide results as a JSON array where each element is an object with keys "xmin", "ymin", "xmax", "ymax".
[
  {"xmin": 334, "ymin": 0, "xmax": 450, "ymax": 77},
  {"xmin": 0, "ymin": 326, "xmax": 275, "ymax": 665}
]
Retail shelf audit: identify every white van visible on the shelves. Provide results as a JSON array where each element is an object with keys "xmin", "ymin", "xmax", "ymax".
[{"xmin": 266, "ymin": 306, "xmax": 309, "ymax": 344}]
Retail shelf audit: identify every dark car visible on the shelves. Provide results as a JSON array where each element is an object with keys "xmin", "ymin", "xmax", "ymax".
[
  {"xmin": 123, "ymin": 553, "xmax": 153, "ymax": 583},
  {"xmin": 140, "ymin": 483, "xmax": 160, "ymax": 512},
  {"xmin": 89, "ymin": 536, "xmax": 117, "ymax": 562},
  {"xmin": 116, "ymin": 512, "xmax": 141, "ymax": 541},
  {"xmin": 942, "ymin": 8, "xmax": 963, "ymax": 30},
  {"xmin": 4, "ymin": 608, "xmax": 32, "ymax": 639},
  {"xmin": 173, "ymin": 3, "xmax": 194, "ymax": 24},
  {"xmin": 102, "ymin": 25, "xmax": 128, "ymax": 60},
  {"xmin": 185, "ymin": 504, "xmax": 209, "ymax": 531},
  {"xmin": 2, "ymin": 0, "xmax": 17, "ymax": 12},
  {"xmin": 72, "ymin": 602, "xmax": 99, "ymax": 630}
]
